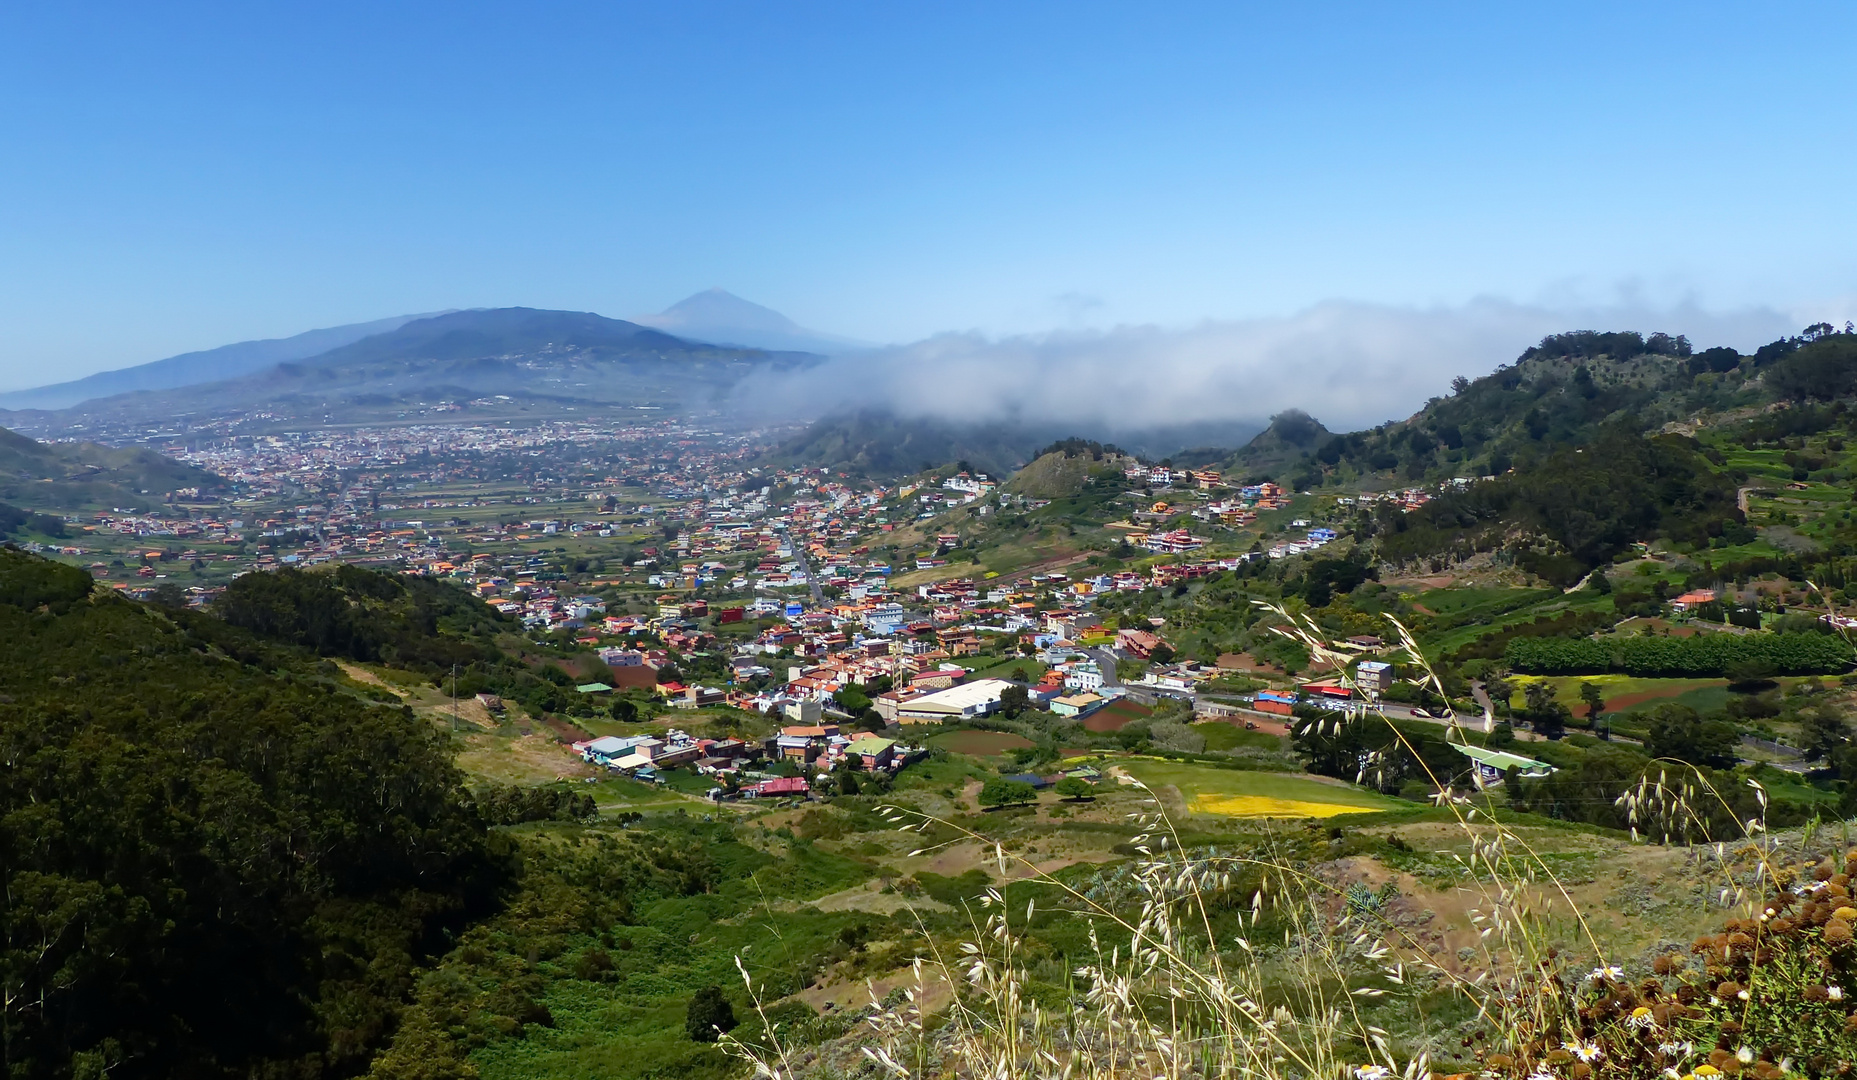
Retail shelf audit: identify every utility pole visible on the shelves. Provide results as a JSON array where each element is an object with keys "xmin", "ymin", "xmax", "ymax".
[{"xmin": 451, "ymin": 662, "xmax": 460, "ymax": 732}]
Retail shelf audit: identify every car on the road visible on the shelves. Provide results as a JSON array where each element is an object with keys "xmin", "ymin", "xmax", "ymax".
[{"xmin": 1409, "ymin": 707, "xmax": 1437, "ymax": 718}]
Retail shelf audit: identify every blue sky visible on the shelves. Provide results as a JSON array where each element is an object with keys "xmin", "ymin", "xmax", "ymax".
[{"xmin": 2, "ymin": 1, "xmax": 1854, "ymax": 386}]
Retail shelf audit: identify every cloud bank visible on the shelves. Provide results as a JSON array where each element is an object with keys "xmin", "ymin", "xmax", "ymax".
[{"xmin": 734, "ymin": 296, "xmax": 1806, "ymax": 434}]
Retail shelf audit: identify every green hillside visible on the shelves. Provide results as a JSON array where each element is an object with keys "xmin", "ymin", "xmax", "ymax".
[
  {"xmin": 1001, "ymin": 442, "xmax": 1135, "ymax": 499},
  {"xmin": 0, "ymin": 425, "xmax": 222, "ymax": 510},
  {"xmin": 1234, "ymin": 325, "xmax": 1850, "ymax": 490},
  {"xmin": 1220, "ymin": 408, "xmax": 1333, "ymax": 482},
  {"xmin": 1368, "ymin": 427, "xmax": 1742, "ymax": 583},
  {"xmin": 761, "ymin": 409, "xmax": 1054, "ymax": 478},
  {"xmin": 0, "ymin": 549, "xmax": 498, "ymax": 1078}
]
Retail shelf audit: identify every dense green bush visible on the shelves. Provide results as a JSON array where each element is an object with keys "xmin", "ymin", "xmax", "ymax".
[{"xmin": 1505, "ymin": 630, "xmax": 1851, "ymax": 676}]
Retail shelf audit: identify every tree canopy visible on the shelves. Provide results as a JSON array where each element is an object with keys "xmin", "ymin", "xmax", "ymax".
[{"xmin": 0, "ymin": 549, "xmax": 502, "ymax": 1079}]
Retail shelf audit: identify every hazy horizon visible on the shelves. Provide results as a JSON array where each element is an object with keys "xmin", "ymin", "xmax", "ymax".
[{"xmin": 2, "ymin": 3, "xmax": 1854, "ymax": 389}]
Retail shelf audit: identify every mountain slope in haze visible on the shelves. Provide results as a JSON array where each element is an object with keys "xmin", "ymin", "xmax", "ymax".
[
  {"xmin": 0, "ymin": 425, "xmax": 222, "ymax": 510},
  {"xmin": 5, "ymin": 308, "xmax": 824, "ymax": 430},
  {"xmin": 1241, "ymin": 326, "xmax": 1848, "ymax": 491},
  {"xmin": 763, "ymin": 409, "xmax": 1051, "ymax": 479},
  {"xmin": 769, "ymin": 410, "xmax": 1268, "ymax": 481},
  {"xmin": 0, "ymin": 312, "xmax": 447, "ymax": 411},
  {"xmin": 633, "ymin": 288, "xmax": 866, "ymax": 354}
]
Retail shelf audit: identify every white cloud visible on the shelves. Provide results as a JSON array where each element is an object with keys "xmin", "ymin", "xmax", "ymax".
[{"xmin": 734, "ymin": 296, "xmax": 1805, "ymax": 432}]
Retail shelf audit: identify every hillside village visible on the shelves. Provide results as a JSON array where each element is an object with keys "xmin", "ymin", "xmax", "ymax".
[
  {"xmin": 18, "ymin": 12, "xmax": 1857, "ymax": 1079},
  {"xmin": 14, "ymin": 327, "xmax": 1857, "ymax": 1080}
]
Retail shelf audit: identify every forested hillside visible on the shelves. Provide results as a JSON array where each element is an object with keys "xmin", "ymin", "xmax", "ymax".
[
  {"xmin": 1367, "ymin": 428, "xmax": 1742, "ymax": 583},
  {"xmin": 0, "ymin": 425, "xmax": 222, "ymax": 510},
  {"xmin": 0, "ymin": 550, "xmax": 500, "ymax": 1079},
  {"xmin": 762, "ymin": 408, "xmax": 1054, "ymax": 478},
  {"xmin": 1232, "ymin": 324, "xmax": 1852, "ymax": 490},
  {"xmin": 215, "ymin": 562, "xmax": 512, "ymax": 669}
]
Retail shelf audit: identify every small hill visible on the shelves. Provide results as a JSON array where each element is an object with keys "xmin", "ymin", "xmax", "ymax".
[
  {"xmin": 1004, "ymin": 442, "xmax": 1137, "ymax": 499},
  {"xmin": 768, "ymin": 414, "xmax": 1271, "ymax": 481},
  {"xmin": 0, "ymin": 425, "xmax": 223, "ymax": 510},
  {"xmin": 1223, "ymin": 409, "xmax": 1334, "ymax": 482},
  {"xmin": 763, "ymin": 410, "xmax": 1058, "ymax": 479},
  {"xmin": 0, "ymin": 312, "xmax": 445, "ymax": 411}
]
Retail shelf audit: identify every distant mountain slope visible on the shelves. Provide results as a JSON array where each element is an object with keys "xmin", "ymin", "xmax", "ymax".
[
  {"xmin": 4, "ymin": 308, "xmax": 823, "ymax": 430},
  {"xmin": 766, "ymin": 410, "xmax": 1269, "ymax": 481},
  {"xmin": 634, "ymin": 288, "xmax": 866, "ymax": 354},
  {"xmin": 0, "ymin": 425, "xmax": 222, "ymax": 510},
  {"xmin": 1239, "ymin": 326, "xmax": 1848, "ymax": 490},
  {"xmin": 0, "ymin": 312, "xmax": 446, "ymax": 411},
  {"xmin": 292, "ymin": 307, "xmax": 690, "ymax": 366},
  {"xmin": 762, "ymin": 409, "xmax": 1052, "ymax": 479}
]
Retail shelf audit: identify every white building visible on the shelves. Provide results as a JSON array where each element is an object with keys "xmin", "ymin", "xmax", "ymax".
[{"xmin": 895, "ymin": 679, "xmax": 1015, "ymax": 724}]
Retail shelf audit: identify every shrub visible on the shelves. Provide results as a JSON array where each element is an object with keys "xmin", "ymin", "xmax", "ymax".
[
  {"xmin": 685, "ymin": 985, "xmax": 738, "ymax": 1043},
  {"xmin": 1506, "ymin": 630, "xmax": 1851, "ymax": 677},
  {"xmin": 978, "ymin": 778, "xmax": 1037, "ymax": 807}
]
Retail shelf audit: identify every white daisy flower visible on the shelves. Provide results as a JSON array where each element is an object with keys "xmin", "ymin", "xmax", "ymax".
[{"xmin": 1564, "ymin": 1040, "xmax": 1603, "ymax": 1063}]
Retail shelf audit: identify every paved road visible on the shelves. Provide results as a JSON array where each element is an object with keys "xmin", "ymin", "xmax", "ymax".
[
  {"xmin": 1083, "ymin": 647, "xmax": 1123, "ymax": 688},
  {"xmin": 789, "ymin": 543, "xmax": 825, "ymax": 606}
]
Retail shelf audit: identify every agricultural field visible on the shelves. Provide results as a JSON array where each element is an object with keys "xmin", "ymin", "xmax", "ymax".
[
  {"xmin": 925, "ymin": 729, "xmax": 1036, "ymax": 756},
  {"xmin": 1191, "ymin": 720, "xmax": 1285, "ymax": 752},
  {"xmin": 1506, "ymin": 673, "xmax": 1732, "ymax": 717},
  {"xmin": 959, "ymin": 654, "xmax": 1049, "ymax": 682},
  {"xmin": 1080, "ymin": 698, "xmax": 1152, "ymax": 732},
  {"xmin": 1120, "ymin": 759, "xmax": 1407, "ymax": 818}
]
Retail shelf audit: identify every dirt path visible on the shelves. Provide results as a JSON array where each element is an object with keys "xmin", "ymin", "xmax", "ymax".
[{"xmin": 336, "ymin": 661, "xmax": 402, "ymax": 694}]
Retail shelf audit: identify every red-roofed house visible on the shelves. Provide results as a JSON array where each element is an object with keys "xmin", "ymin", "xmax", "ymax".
[{"xmin": 747, "ymin": 776, "xmax": 810, "ymax": 797}]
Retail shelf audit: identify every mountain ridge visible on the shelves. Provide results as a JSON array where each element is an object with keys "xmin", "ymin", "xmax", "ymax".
[
  {"xmin": 0, "ymin": 307, "xmax": 825, "ymax": 431},
  {"xmin": 764, "ymin": 410, "xmax": 1269, "ymax": 480},
  {"xmin": 0, "ymin": 311, "xmax": 449, "ymax": 412}
]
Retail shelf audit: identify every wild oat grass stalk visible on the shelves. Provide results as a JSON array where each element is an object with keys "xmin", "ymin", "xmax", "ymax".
[{"xmin": 722, "ymin": 606, "xmax": 1811, "ymax": 1079}]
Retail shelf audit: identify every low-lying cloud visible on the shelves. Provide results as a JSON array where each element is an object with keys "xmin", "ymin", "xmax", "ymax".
[{"xmin": 734, "ymin": 296, "xmax": 1808, "ymax": 434}]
